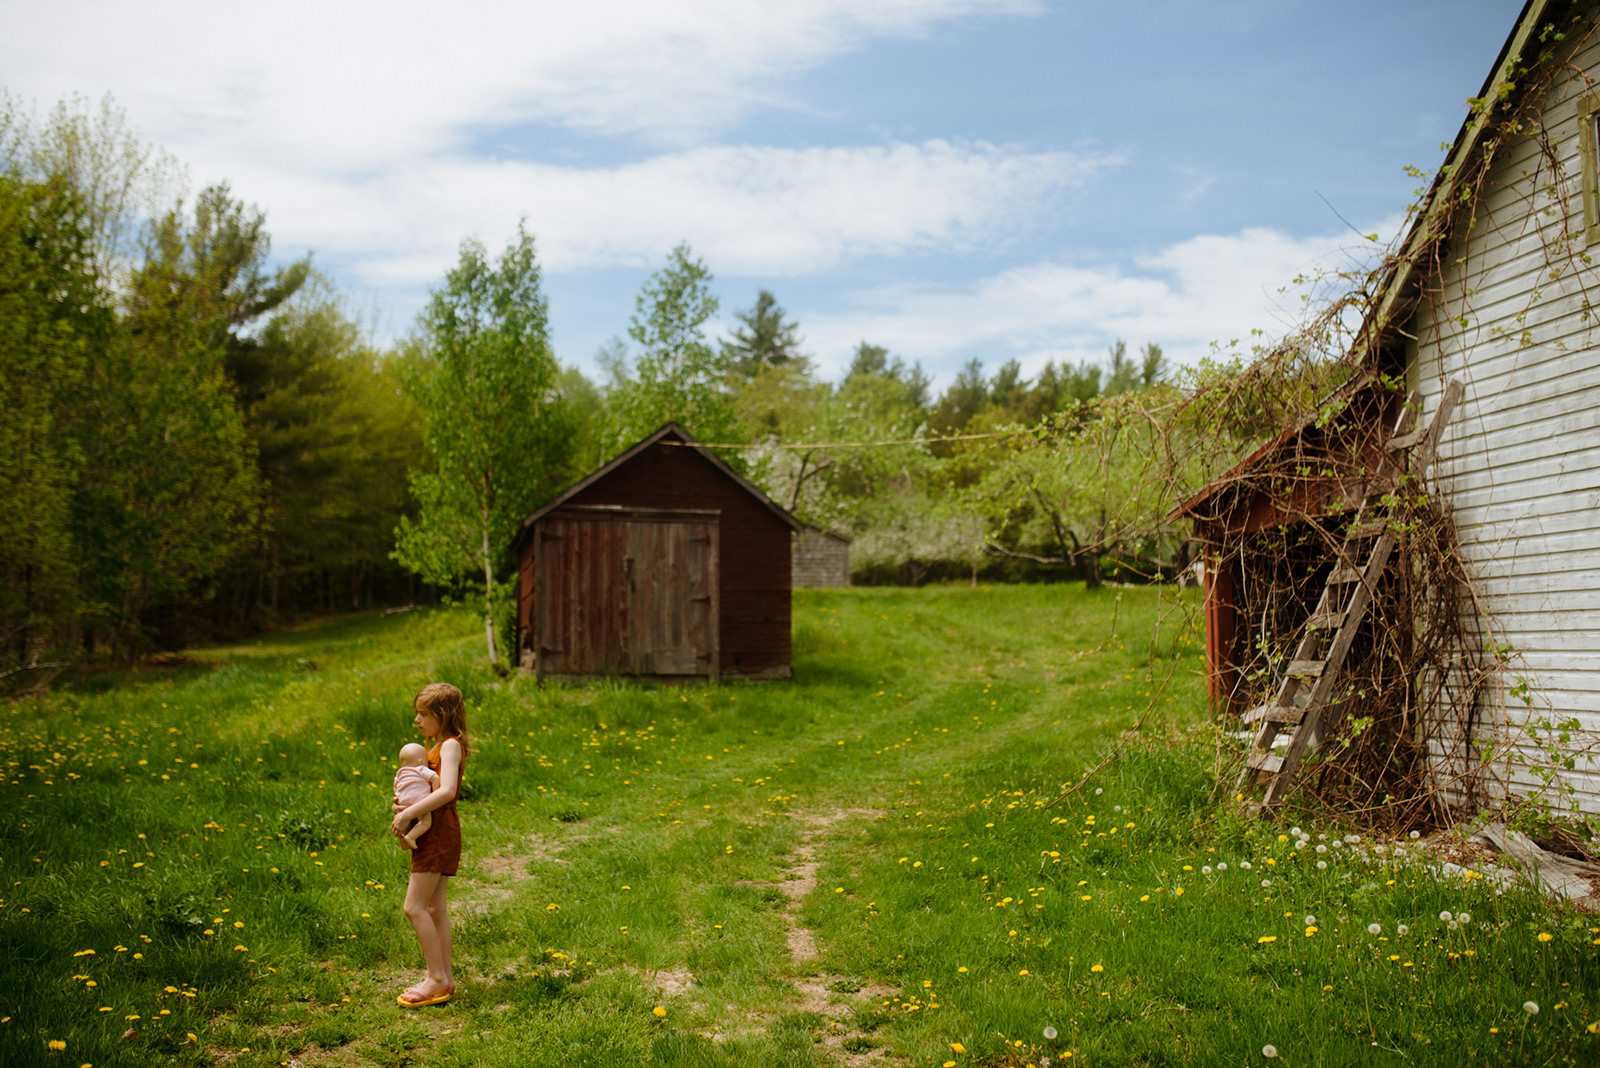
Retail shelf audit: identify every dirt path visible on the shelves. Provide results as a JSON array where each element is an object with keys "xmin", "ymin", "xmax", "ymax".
[
  {"xmin": 770, "ymin": 808, "xmax": 899, "ymax": 1067},
  {"xmin": 409, "ymin": 812, "xmax": 905, "ymax": 1066}
]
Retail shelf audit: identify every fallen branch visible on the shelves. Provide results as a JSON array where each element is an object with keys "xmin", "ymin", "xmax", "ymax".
[{"xmin": 0, "ymin": 659, "xmax": 71, "ymax": 681}]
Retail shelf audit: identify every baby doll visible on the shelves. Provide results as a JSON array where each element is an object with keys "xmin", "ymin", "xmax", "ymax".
[{"xmin": 392, "ymin": 742, "xmax": 441, "ymax": 850}]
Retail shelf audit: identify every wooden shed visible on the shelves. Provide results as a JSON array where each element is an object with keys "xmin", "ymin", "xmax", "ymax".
[
  {"xmin": 1176, "ymin": 0, "xmax": 1600, "ymax": 817},
  {"xmin": 513, "ymin": 423, "xmax": 802, "ymax": 681},
  {"xmin": 1172, "ymin": 378, "xmax": 1404, "ymax": 713},
  {"xmin": 792, "ymin": 523, "xmax": 851, "ymax": 588}
]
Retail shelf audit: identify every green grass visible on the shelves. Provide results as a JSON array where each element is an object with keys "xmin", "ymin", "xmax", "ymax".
[{"xmin": 2, "ymin": 586, "xmax": 1595, "ymax": 1066}]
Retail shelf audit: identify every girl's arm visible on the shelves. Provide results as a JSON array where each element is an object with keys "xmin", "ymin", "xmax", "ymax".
[{"xmin": 390, "ymin": 738, "xmax": 461, "ymax": 835}]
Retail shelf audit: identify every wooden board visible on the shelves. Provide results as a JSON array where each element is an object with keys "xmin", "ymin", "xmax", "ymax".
[{"xmin": 534, "ymin": 510, "xmax": 719, "ymax": 679}]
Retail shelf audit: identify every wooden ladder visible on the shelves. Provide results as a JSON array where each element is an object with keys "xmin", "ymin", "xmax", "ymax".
[{"xmin": 1237, "ymin": 379, "xmax": 1463, "ymax": 817}]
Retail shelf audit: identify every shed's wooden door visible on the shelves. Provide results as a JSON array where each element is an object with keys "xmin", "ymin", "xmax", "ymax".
[{"xmin": 536, "ymin": 512, "xmax": 718, "ymax": 678}]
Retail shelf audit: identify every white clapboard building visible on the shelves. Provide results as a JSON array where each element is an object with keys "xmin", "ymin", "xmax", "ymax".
[{"xmin": 1180, "ymin": 0, "xmax": 1600, "ymax": 817}]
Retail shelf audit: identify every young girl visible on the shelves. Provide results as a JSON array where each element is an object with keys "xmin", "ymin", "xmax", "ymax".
[{"xmin": 390, "ymin": 682, "xmax": 468, "ymax": 1007}]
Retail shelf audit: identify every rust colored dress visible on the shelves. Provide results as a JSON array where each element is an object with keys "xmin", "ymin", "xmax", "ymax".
[{"xmin": 409, "ymin": 739, "xmax": 462, "ymax": 876}]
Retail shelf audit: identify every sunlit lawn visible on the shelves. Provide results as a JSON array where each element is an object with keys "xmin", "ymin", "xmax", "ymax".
[{"xmin": 2, "ymin": 586, "xmax": 1595, "ymax": 1066}]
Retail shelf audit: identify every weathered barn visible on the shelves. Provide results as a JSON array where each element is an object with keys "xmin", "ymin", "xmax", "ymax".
[
  {"xmin": 513, "ymin": 423, "xmax": 802, "ymax": 681},
  {"xmin": 792, "ymin": 524, "xmax": 851, "ymax": 588},
  {"xmin": 1179, "ymin": 0, "xmax": 1600, "ymax": 817}
]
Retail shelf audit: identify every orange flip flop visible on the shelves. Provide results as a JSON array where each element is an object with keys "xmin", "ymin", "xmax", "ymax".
[{"xmin": 397, "ymin": 985, "xmax": 451, "ymax": 1008}]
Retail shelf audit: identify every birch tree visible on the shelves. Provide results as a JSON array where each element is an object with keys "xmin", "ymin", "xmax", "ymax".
[{"xmin": 393, "ymin": 223, "xmax": 572, "ymax": 664}]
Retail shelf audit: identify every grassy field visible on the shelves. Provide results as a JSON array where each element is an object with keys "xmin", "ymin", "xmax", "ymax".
[{"xmin": 3, "ymin": 585, "xmax": 1596, "ymax": 1067}]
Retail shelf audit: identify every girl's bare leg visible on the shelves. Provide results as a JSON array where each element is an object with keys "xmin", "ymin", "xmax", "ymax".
[
  {"xmin": 428, "ymin": 876, "xmax": 452, "ymax": 987},
  {"xmin": 402, "ymin": 872, "xmax": 450, "ymax": 994}
]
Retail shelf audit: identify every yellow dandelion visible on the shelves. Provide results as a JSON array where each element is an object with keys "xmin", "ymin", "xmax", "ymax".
[
  {"xmin": 952, "ymin": 1042, "xmax": 966, "ymax": 1053},
  {"xmin": 1090, "ymin": 964, "xmax": 1103, "ymax": 973},
  {"xmin": 1537, "ymin": 932, "xmax": 1553, "ymax": 942},
  {"xmin": 1258, "ymin": 936, "xmax": 1278, "ymax": 944},
  {"xmin": 652, "ymin": 1006, "xmax": 666, "ymax": 1017}
]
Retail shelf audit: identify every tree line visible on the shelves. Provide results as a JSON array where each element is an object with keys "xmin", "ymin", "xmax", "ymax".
[{"xmin": 2, "ymin": 95, "xmax": 1299, "ymax": 674}]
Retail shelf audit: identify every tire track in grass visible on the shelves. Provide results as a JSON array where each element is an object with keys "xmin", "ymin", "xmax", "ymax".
[{"xmin": 772, "ymin": 808, "xmax": 899, "ymax": 1066}]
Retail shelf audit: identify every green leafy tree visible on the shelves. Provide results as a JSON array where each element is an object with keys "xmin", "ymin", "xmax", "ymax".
[
  {"xmin": 974, "ymin": 387, "xmax": 1190, "ymax": 588},
  {"xmin": 0, "ymin": 174, "xmax": 105, "ymax": 667},
  {"xmin": 845, "ymin": 342, "xmax": 931, "ymax": 413},
  {"xmin": 232, "ymin": 279, "xmax": 423, "ymax": 621},
  {"xmin": 723, "ymin": 289, "xmax": 805, "ymax": 378},
  {"xmin": 0, "ymin": 91, "xmax": 181, "ymax": 292},
  {"xmin": 604, "ymin": 242, "xmax": 735, "ymax": 451},
  {"xmin": 554, "ymin": 364, "xmax": 606, "ymax": 474},
  {"xmin": 73, "ymin": 184, "xmax": 304, "ymax": 652},
  {"xmin": 393, "ymin": 223, "xmax": 573, "ymax": 665},
  {"xmin": 930, "ymin": 358, "xmax": 989, "ymax": 439}
]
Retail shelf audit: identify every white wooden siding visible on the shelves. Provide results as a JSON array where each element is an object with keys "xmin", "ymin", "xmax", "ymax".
[{"xmin": 1409, "ymin": 25, "xmax": 1600, "ymax": 816}]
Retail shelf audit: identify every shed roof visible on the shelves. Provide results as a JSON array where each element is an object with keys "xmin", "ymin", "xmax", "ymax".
[
  {"xmin": 797, "ymin": 521, "xmax": 853, "ymax": 544},
  {"xmin": 514, "ymin": 422, "xmax": 804, "ymax": 550},
  {"xmin": 1166, "ymin": 371, "xmax": 1383, "ymax": 522}
]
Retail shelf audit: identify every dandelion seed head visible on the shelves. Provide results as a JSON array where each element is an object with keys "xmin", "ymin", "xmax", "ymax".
[
  {"xmin": 1448, "ymin": 920, "xmax": 1459, "ymax": 930},
  {"xmin": 1043, "ymin": 1026, "xmax": 1058, "ymax": 1040},
  {"xmin": 1368, "ymin": 923, "xmax": 1382, "ymax": 935},
  {"xmin": 1523, "ymin": 1001, "xmax": 1539, "ymax": 1015},
  {"xmin": 1397, "ymin": 924, "xmax": 1409, "ymax": 936},
  {"xmin": 1305, "ymin": 915, "xmax": 1317, "ymax": 925},
  {"xmin": 1263, "ymin": 1044, "xmax": 1279, "ymax": 1058},
  {"xmin": 1316, "ymin": 844, "xmax": 1327, "ymax": 854},
  {"xmin": 1458, "ymin": 912, "xmax": 1471, "ymax": 924},
  {"xmin": 1201, "ymin": 865, "xmax": 1212, "ymax": 874},
  {"xmin": 1408, "ymin": 830, "xmax": 1420, "ymax": 840},
  {"xmin": 1260, "ymin": 879, "xmax": 1271, "ymax": 888},
  {"xmin": 1439, "ymin": 911, "xmax": 1453, "ymax": 922},
  {"xmin": 1217, "ymin": 862, "xmax": 1227, "ymax": 871},
  {"xmin": 1317, "ymin": 860, "xmax": 1327, "ymax": 869}
]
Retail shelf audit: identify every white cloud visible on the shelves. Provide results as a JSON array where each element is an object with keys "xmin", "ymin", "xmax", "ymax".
[
  {"xmin": 242, "ymin": 140, "xmax": 1115, "ymax": 286},
  {"xmin": 801, "ymin": 221, "xmax": 1405, "ymax": 382},
  {"xmin": 3, "ymin": 0, "xmax": 1040, "ymax": 165}
]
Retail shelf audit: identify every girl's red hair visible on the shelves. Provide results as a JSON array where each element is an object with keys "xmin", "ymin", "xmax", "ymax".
[{"xmin": 414, "ymin": 682, "xmax": 470, "ymax": 757}]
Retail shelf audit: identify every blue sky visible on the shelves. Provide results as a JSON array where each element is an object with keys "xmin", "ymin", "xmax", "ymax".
[{"xmin": 3, "ymin": 0, "xmax": 1520, "ymax": 387}]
